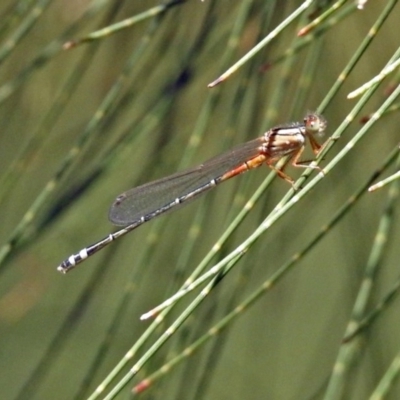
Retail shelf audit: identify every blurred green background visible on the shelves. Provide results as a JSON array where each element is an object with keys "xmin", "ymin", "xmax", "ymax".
[{"xmin": 0, "ymin": 1, "xmax": 399, "ymax": 399}]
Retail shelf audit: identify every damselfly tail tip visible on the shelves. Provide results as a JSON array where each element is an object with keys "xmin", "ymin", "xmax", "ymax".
[
  {"xmin": 57, "ymin": 265, "xmax": 68, "ymax": 274},
  {"xmin": 57, "ymin": 260, "xmax": 74, "ymax": 274}
]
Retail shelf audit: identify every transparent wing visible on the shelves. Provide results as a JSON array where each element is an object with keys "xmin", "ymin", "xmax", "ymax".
[{"xmin": 109, "ymin": 137, "xmax": 264, "ymax": 226}]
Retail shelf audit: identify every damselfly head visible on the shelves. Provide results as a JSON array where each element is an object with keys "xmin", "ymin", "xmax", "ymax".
[{"xmin": 304, "ymin": 113, "xmax": 327, "ymax": 137}]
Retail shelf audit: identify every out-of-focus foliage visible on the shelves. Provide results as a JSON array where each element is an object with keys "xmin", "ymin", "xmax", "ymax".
[{"xmin": 0, "ymin": 1, "xmax": 399, "ymax": 399}]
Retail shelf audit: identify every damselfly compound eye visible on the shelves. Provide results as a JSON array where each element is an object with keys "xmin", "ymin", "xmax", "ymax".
[{"xmin": 304, "ymin": 113, "xmax": 327, "ymax": 136}]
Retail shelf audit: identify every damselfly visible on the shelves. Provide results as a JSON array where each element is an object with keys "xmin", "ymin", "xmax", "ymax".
[{"xmin": 57, "ymin": 113, "xmax": 327, "ymax": 273}]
